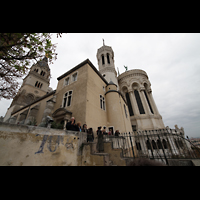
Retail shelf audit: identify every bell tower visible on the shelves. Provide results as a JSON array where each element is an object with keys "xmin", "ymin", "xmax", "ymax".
[
  {"xmin": 3, "ymin": 56, "xmax": 52, "ymax": 122},
  {"xmin": 22, "ymin": 56, "xmax": 51, "ymax": 95},
  {"xmin": 96, "ymin": 40, "xmax": 119, "ymax": 88}
]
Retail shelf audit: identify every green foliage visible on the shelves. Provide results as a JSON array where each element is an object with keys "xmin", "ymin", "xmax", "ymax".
[
  {"xmin": 51, "ymin": 121, "xmax": 63, "ymax": 129},
  {"xmin": 0, "ymin": 33, "xmax": 63, "ymax": 100},
  {"xmin": 27, "ymin": 118, "xmax": 37, "ymax": 126}
]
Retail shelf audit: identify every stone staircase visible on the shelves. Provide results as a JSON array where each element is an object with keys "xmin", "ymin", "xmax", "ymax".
[{"xmin": 80, "ymin": 140, "xmax": 134, "ymax": 166}]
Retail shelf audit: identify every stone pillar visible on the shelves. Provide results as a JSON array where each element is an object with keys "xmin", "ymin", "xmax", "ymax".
[
  {"xmin": 128, "ymin": 89, "xmax": 140, "ymax": 116},
  {"xmin": 24, "ymin": 107, "xmax": 31, "ymax": 124},
  {"xmin": 139, "ymin": 87, "xmax": 152, "ymax": 115},
  {"xmin": 15, "ymin": 114, "xmax": 21, "ymax": 124},
  {"xmin": 63, "ymin": 119, "xmax": 67, "ymax": 130},
  {"xmin": 148, "ymin": 89, "xmax": 159, "ymax": 115},
  {"xmin": 18, "ymin": 110, "xmax": 28, "ymax": 124},
  {"xmin": 40, "ymin": 100, "xmax": 55, "ymax": 126},
  {"xmin": 26, "ymin": 105, "xmax": 39, "ymax": 125}
]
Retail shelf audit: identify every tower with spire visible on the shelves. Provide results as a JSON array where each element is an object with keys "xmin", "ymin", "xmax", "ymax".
[
  {"xmin": 3, "ymin": 56, "xmax": 52, "ymax": 122},
  {"xmin": 96, "ymin": 40, "xmax": 119, "ymax": 88}
]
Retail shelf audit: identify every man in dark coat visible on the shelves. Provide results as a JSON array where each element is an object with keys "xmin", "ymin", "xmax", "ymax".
[
  {"xmin": 87, "ymin": 128, "xmax": 94, "ymax": 142},
  {"xmin": 66, "ymin": 117, "xmax": 79, "ymax": 131},
  {"xmin": 115, "ymin": 130, "xmax": 120, "ymax": 137},
  {"xmin": 97, "ymin": 126, "xmax": 104, "ymax": 152}
]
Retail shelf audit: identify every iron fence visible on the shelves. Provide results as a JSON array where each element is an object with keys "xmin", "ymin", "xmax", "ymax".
[{"xmin": 103, "ymin": 129, "xmax": 200, "ymax": 165}]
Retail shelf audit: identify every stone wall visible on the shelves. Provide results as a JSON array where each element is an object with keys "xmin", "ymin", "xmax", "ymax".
[{"xmin": 0, "ymin": 122, "xmax": 86, "ymax": 166}]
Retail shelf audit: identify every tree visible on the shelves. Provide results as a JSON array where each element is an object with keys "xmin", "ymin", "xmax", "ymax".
[{"xmin": 0, "ymin": 33, "xmax": 62, "ymax": 100}]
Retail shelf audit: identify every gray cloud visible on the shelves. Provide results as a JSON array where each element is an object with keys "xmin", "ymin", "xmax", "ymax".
[{"xmin": 1, "ymin": 33, "xmax": 199, "ymax": 138}]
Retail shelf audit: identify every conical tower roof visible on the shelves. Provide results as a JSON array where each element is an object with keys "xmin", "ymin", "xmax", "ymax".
[{"xmin": 37, "ymin": 56, "xmax": 50, "ymax": 71}]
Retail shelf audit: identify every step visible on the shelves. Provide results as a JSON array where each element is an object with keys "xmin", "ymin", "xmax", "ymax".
[
  {"xmin": 81, "ymin": 142, "xmax": 110, "ymax": 166},
  {"xmin": 92, "ymin": 152, "xmax": 109, "ymax": 156}
]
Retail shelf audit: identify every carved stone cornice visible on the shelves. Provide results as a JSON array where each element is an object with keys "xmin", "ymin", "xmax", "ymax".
[
  {"xmin": 139, "ymin": 87, "xmax": 145, "ymax": 91},
  {"xmin": 130, "ymin": 114, "xmax": 163, "ymax": 120},
  {"xmin": 99, "ymin": 67, "xmax": 117, "ymax": 75},
  {"xmin": 127, "ymin": 89, "xmax": 133, "ymax": 93},
  {"xmin": 118, "ymin": 69, "xmax": 148, "ymax": 83},
  {"xmin": 97, "ymin": 45, "xmax": 114, "ymax": 56}
]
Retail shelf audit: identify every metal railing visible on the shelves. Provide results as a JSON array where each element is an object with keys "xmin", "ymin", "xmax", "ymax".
[{"xmin": 103, "ymin": 129, "xmax": 200, "ymax": 165}]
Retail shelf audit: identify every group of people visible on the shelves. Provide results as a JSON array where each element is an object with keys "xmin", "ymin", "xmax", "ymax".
[
  {"xmin": 65, "ymin": 117, "xmax": 121, "ymax": 146},
  {"xmin": 66, "ymin": 117, "xmax": 94, "ymax": 142}
]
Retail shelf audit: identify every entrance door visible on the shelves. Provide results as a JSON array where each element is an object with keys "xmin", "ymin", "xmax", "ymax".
[{"xmin": 108, "ymin": 126, "xmax": 114, "ymax": 135}]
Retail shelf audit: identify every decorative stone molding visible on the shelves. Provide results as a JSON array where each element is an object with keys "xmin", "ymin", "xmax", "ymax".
[
  {"xmin": 118, "ymin": 69, "xmax": 148, "ymax": 83},
  {"xmin": 139, "ymin": 87, "xmax": 145, "ymax": 91},
  {"xmin": 147, "ymin": 88, "xmax": 152, "ymax": 93},
  {"xmin": 130, "ymin": 114, "xmax": 163, "ymax": 120},
  {"xmin": 99, "ymin": 67, "xmax": 117, "ymax": 76},
  {"xmin": 97, "ymin": 45, "xmax": 114, "ymax": 56}
]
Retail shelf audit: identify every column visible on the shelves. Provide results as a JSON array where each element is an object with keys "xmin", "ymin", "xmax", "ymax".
[
  {"xmin": 63, "ymin": 119, "xmax": 67, "ymax": 130},
  {"xmin": 26, "ymin": 105, "xmax": 39, "ymax": 125},
  {"xmin": 148, "ymin": 90, "xmax": 159, "ymax": 115},
  {"xmin": 128, "ymin": 89, "xmax": 140, "ymax": 116},
  {"xmin": 40, "ymin": 100, "xmax": 55, "ymax": 126},
  {"xmin": 24, "ymin": 107, "xmax": 31, "ymax": 124},
  {"xmin": 15, "ymin": 114, "xmax": 21, "ymax": 124},
  {"xmin": 139, "ymin": 88, "xmax": 152, "ymax": 115}
]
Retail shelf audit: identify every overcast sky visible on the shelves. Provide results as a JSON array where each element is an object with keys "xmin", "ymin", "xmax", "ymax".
[{"xmin": 1, "ymin": 33, "xmax": 200, "ymax": 138}]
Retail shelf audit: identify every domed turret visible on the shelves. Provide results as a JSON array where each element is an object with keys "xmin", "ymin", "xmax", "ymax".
[{"xmin": 96, "ymin": 41, "xmax": 118, "ymax": 88}]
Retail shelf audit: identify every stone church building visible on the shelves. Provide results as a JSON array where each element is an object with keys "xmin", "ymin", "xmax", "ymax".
[{"xmin": 4, "ymin": 43, "xmax": 166, "ymax": 135}]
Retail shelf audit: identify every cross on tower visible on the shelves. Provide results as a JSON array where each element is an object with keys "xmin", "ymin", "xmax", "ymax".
[{"xmin": 103, "ymin": 38, "xmax": 105, "ymax": 46}]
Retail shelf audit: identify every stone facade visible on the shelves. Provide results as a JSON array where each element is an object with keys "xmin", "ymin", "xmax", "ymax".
[
  {"xmin": 1, "ymin": 43, "xmax": 193, "ymax": 166},
  {"xmin": 0, "ymin": 122, "xmax": 198, "ymax": 166},
  {"xmin": 97, "ymin": 44, "xmax": 118, "ymax": 88},
  {"xmin": 118, "ymin": 69, "xmax": 165, "ymax": 131},
  {"xmin": 3, "ymin": 56, "xmax": 53, "ymax": 122},
  {"xmin": 4, "ymin": 44, "xmax": 165, "ymax": 135}
]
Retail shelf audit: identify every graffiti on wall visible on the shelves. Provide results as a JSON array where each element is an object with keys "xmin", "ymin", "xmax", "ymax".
[{"xmin": 35, "ymin": 135, "xmax": 74, "ymax": 154}]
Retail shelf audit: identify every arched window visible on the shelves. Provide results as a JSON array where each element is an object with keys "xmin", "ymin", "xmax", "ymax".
[
  {"xmin": 152, "ymin": 140, "xmax": 157, "ymax": 149},
  {"xmin": 136, "ymin": 142, "xmax": 142, "ymax": 150},
  {"xmin": 35, "ymin": 81, "xmax": 38, "ymax": 87},
  {"xmin": 40, "ymin": 71, "xmax": 43, "ymax": 75},
  {"xmin": 162, "ymin": 139, "xmax": 168, "ymax": 149},
  {"xmin": 126, "ymin": 93, "xmax": 134, "ymax": 116},
  {"xmin": 124, "ymin": 104, "xmax": 127, "ymax": 118},
  {"xmin": 144, "ymin": 90, "xmax": 154, "ymax": 114},
  {"xmin": 157, "ymin": 139, "xmax": 162, "ymax": 149},
  {"xmin": 134, "ymin": 90, "xmax": 145, "ymax": 114},
  {"xmin": 146, "ymin": 140, "xmax": 151, "ymax": 150},
  {"xmin": 102, "ymin": 55, "xmax": 105, "ymax": 65},
  {"xmin": 107, "ymin": 53, "xmax": 110, "ymax": 64}
]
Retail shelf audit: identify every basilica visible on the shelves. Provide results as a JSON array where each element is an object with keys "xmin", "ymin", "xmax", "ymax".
[{"xmin": 4, "ymin": 43, "xmax": 168, "ymax": 135}]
